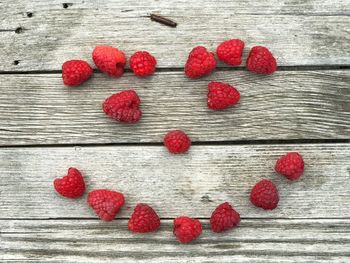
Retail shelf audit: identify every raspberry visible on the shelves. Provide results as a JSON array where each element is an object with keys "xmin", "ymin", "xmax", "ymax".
[
  {"xmin": 246, "ymin": 46, "xmax": 277, "ymax": 74},
  {"xmin": 275, "ymin": 152, "xmax": 304, "ymax": 181},
  {"xmin": 216, "ymin": 39, "xmax": 244, "ymax": 66},
  {"xmin": 250, "ymin": 179, "xmax": 279, "ymax": 210},
  {"xmin": 210, "ymin": 202, "xmax": 240, "ymax": 233},
  {"xmin": 163, "ymin": 130, "xmax": 191, "ymax": 154},
  {"xmin": 102, "ymin": 90, "xmax": 142, "ymax": 123},
  {"xmin": 207, "ymin": 81, "xmax": 240, "ymax": 110},
  {"xmin": 185, "ymin": 46, "xmax": 216, "ymax": 78},
  {"xmin": 53, "ymin": 167, "xmax": 85, "ymax": 198},
  {"xmin": 130, "ymin": 51, "xmax": 157, "ymax": 77},
  {"xmin": 128, "ymin": 203, "xmax": 161, "ymax": 233},
  {"xmin": 62, "ymin": 60, "xmax": 93, "ymax": 87},
  {"xmin": 87, "ymin": 189, "xmax": 125, "ymax": 221},
  {"xmin": 173, "ymin": 216, "xmax": 202, "ymax": 243},
  {"xmin": 92, "ymin": 45, "xmax": 126, "ymax": 77}
]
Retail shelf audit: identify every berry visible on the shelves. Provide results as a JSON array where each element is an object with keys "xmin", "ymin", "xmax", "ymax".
[
  {"xmin": 250, "ymin": 179, "xmax": 279, "ymax": 210},
  {"xmin": 163, "ymin": 130, "xmax": 191, "ymax": 154},
  {"xmin": 210, "ymin": 202, "xmax": 240, "ymax": 233},
  {"xmin": 185, "ymin": 46, "xmax": 216, "ymax": 78},
  {"xmin": 130, "ymin": 51, "xmax": 157, "ymax": 77},
  {"xmin": 275, "ymin": 152, "xmax": 304, "ymax": 181},
  {"xmin": 87, "ymin": 189, "xmax": 125, "ymax": 221},
  {"xmin": 128, "ymin": 203, "xmax": 161, "ymax": 233},
  {"xmin": 216, "ymin": 39, "xmax": 244, "ymax": 66},
  {"xmin": 246, "ymin": 46, "xmax": 277, "ymax": 74},
  {"xmin": 53, "ymin": 167, "xmax": 85, "ymax": 198},
  {"xmin": 92, "ymin": 45, "xmax": 126, "ymax": 77},
  {"xmin": 62, "ymin": 60, "xmax": 93, "ymax": 87},
  {"xmin": 102, "ymin": 90, "xmax": 142, "ymax": 123},
  {"xmin": 207, "ymin": 81, "xmax": 240, "ymax": 110},
  {"xmin": 173, "ymin": 216, "xmax": 202, "ymax": 243}
]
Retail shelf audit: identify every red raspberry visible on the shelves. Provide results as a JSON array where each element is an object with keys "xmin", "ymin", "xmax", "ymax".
[
  {"xmin": 250, "ymin": 179, "xmax": 279, "ymax": 210},
  {"xmin": 246, "ymin": 46, "xmax": 277, "ymax": 74},
  {"xmin": 130, "ymin": 51, "xmax": 157, "ymax": 77},
  {"xmin": 275, "ymin": 152, "xmax": 304, "ymax": 181},
  {"xmin": 207, "ymin": 81, "xmax": 240, "ymax": 110},
  {"xmin": 216, "ymin": 39, "xmax": 244, "ymax": 66},
  {"xmin": 210, "ymin": 202, "xmax": 240, "ymax": 233},
  {"xmin": 185, "ymin": 46, "xmax": 216, "ymax": 78},
  {"xmin": 62, "ymin": 60, "xmax": 93, "ymax": 87},
  {"xmin": 53, "ymin": 167, "xmax": 85, "ymax": 198},
  {"xmin": 173, "ymin": 216, "xmax": 202, "ymax": 243},
  {"xmin": 128, "ymin": 203, "xmax": 161, "ymax": 233},
  {"xmin": 102, "ymin": 90, "xmax": 142, "ymax": 123},
  {"xmin": 92, "ymin": 45, "xmax": 126, "ymax": 77},
  {"xmin": 87, "ymin": 189, "xmax": 125, "ymax": 221},
  {"xmin": 163, "ymin": 130, "xmax": 191, "ymax": 154}
]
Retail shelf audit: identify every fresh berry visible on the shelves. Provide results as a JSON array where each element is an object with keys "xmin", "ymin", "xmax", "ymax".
[
  {"xmin": 102, "ymin": 90, "xmax": 142, "ymax": 123},
  {"xmin": 185, "ymin": 46, "xmax": 216, "ymax": 78},
  {"xmin": 92, "ymin": 45, "xmax": 126, "ymax": 77},
  {"xmin": 53, "ymin": 167, "xmax": 85, "ymax": 198},
  {"xmin": 250, "ymin": 179, "xmax": 279, "ymax": 210},
  {"xmin": 275, "ymin": 152, "xmax": 304, "ymax": 181},
  {"xmin": 246, "ymin": 46, "xmax": 277, "ymax": 74},
  {"xmin": 163, "ymin": 130, "xmax": 191, "ymax": 154},
  {"xmin": 62, "ymin": 60, "xmax": 93, "ymax": 87},
  {"xmin": 130, "ymin": 51, "xmax": 157, "ymax": 77},
  {"xmin": 173, "ymin": 216, "xmax": 202, "ymax": 243},
  {"xmin": 87, "ymin": 189, "xmax": 125, "ymax": 221},
  {"xmin": 128, "ymin": 203, "xmax": 161, "ymax": 233},
  {"xmin": 207, "ymin": 81, "xmax": 240, "ymax": 110},
  {"xmin": 210, "ymin": 202, "xmax": 240, "ymax": 233},
  {"xmin": 216, "ymin": 39, "xmax": 244, "ymax": 66}
]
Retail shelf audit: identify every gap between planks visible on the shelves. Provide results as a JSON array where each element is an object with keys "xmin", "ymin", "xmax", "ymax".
[
  {"xmin": 0, "ymin": 139, "xmax": 349, "ymax": 149},
  {"xmin": 1, "ymin": 217, "xmax": 350, "ymax": 221},
  {"xmin": 1, "ymin": 65, "xmax": 350, "ymax": 74}
]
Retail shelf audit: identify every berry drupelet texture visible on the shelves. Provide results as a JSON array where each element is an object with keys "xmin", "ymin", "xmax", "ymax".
[
  {"xmin": 128, "ymin": 203, "xmax": 161, "ymax": 233},
  {"xmin": 207, "ymin": 81, "xmax": 240, "ymax": 110},
  {"xmin": 92, "ymin": 45, "xmax": 126, "ymax": 77},
  {"xmin": 250, "ymin": 179, "xmax": 279, "ymax": 210},
  {"xmin": 103, "ymin": 90, "xmax": 142, "ymax": 123},
  {"xmin": 54, "ymin": 167, "xmax": 85, "ymax": 198},
  {"xmin": 163, "ymin": 130, "xmax": 191, "ymax": 154},
  {"xmin": 62, "ymin": 60, "xmax": 93, "ymax": 87},
  {"xmin": 87, "ymin": 189, "xmax": 125, "ymax": 221},
  {"xmin": 185, "ymin": 46, "xmax": 216, "ymax": 78},
  {"xmin": 130, "ymin": 51, "xmax": 157, "ymax": 77}
]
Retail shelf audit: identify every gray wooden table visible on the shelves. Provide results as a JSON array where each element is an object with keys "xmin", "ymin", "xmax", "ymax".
[{"xmin": 1, "ymin": 1, "xmax": 350, "ymax": 262}]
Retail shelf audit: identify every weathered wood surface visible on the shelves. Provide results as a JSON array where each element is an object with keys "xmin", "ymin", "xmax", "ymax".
[
  {"xmin": 1, "ymin": 219, "xmax": 349, "ymax": 262},
  {"xmin": 0, "ymin": 70, "xmax": 349, "ymax": 145},
  {"xmin": 1, "ymin": 1, "xmax": 349, "ymax": 261},
  {"xmin": 0, "ymin": 144, "xmax": 349, "ymax": 219},
  {"xmin": 0, "ymin": 1, "xmax": 349, "ymax": 71}
]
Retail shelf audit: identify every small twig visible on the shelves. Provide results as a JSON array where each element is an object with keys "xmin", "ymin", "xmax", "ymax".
[{"xmin": 150, "ymin": 14, "xmax": 177, "ymax": 28}]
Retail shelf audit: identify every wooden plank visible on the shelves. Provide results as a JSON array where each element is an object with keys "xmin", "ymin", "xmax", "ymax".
[
  {"xmin": 1, "ymin": 219, "xmax": 349, "ymax": 262},
  {"xmin": 0, "ymin": 70, "xmax": 349, "ymax": 145},
  {"xmin": 0, "ymin": 1, "xmax": 349, "ymax": 70},
  {"xmin": 2, "ymin": 0, "xmax": 350, "ymax": 16},
  {"xmin": 0, "ymin": 144, "xmax": 349, "ymax": 219}
]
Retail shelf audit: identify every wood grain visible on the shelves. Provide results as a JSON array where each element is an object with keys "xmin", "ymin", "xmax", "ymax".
[
  {"xmin": 0, "ymin": 144, "xmax": 349, "ymax": 219},
  {"xmin": 1, "ymin": 219, "xmax": 349, "ymax": 262},
  {"xmin": 0, "ymin": 70, "xmax": 349, "ymax": 145},
  {"xmin": 0, "ymin": 1, "xmax": 349, "ymax": 71}
]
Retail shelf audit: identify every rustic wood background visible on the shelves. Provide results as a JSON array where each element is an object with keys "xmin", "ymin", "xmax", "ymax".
[{"xmin": 0, "ymin": 0, "xmax": 349, "ymax": 262}]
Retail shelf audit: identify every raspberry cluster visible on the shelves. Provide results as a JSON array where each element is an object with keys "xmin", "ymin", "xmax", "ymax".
[
  {"xmin": 56, "ymin": 40, "xmax": 306, "ymax": 244},
  {"xmin": 54, "ymin": 150, "xmax": 304, "ymax": 243}
]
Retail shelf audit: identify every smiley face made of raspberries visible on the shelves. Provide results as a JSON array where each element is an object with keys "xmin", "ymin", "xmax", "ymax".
[{"xmin": 58, "ymin": 40, "xmax": 304, "ymax": 244}]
